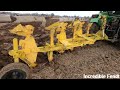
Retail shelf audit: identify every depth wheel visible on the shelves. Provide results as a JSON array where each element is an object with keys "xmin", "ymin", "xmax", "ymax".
[{"xmin": 0, "ymin": 63, "xmax": 30, "ymax": 79}]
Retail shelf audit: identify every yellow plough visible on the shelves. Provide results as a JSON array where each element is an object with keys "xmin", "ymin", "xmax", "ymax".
[{"xmin": 8, "ymin": 16, "xmax": 108, "ymax": 68}]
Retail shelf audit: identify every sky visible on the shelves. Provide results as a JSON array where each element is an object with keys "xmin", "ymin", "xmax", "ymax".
[{"xmin": 4, "ymin": 11, "xmax": 100, "ymax": 17}]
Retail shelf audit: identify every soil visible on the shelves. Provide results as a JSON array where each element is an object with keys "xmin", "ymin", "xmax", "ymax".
[
  {"xmin": 0, "ymin": 17, "xmax": 120, "ymax": 79},
  {"xmin": 31, "ymin": 41, "xmax": 120, "ymax": 79}
]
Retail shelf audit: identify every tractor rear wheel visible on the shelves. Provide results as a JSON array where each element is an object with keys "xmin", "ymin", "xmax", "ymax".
[
  {"xmin": 0, "ymin": 63, "xmax": 30, "ymax": 79},
  {"xmin": 89, "ymin": 23, "xmax": 100, "ymax": 34}
]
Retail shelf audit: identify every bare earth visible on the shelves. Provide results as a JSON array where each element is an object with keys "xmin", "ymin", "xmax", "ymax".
[
  {"xmin": 0, "ymin": 21, "xmax": 120, "ymax": 79},
  {"xmin": 31, "ymin": 41, "xmax": 120, "ymax": 79}
]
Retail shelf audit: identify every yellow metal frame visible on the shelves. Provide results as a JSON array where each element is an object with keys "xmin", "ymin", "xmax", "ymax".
[{"xmin": 9, "ymin": 17, "xmax": 108, "ymax": 68}]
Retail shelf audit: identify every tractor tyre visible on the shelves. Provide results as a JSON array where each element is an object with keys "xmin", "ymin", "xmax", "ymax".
[
  {"xmin": 89, "ymin": 23, "xmax": 100, "ymax": 34},
  {"xmin": 0, "ymin": 63, "xmax": 31, "ymax": 79}
]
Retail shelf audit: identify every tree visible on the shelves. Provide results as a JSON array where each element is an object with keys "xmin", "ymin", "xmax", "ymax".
[{"xmin": 51, "ymin": 13, "xmax": 54, "ymax": 17}]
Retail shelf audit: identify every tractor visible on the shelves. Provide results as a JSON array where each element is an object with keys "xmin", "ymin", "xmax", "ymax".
[{"xmin": 90, "ymin": 11, "xmax": 120, "ymax": 42}]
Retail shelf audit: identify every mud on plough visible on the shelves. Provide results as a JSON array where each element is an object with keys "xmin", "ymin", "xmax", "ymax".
[{"xmin": 0, "ymin": 15, "xmax": 108, "ymax": 79}]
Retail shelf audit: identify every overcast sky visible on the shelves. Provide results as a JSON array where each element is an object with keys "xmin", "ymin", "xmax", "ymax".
[{"xmin": 4, "ymin": 11, "xmax": 100, "ymax": 17}]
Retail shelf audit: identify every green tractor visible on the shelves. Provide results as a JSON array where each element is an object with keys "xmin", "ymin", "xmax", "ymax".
[{"xmin": 90, "ymin": 11, "xmax": 120, "ymax": 42}]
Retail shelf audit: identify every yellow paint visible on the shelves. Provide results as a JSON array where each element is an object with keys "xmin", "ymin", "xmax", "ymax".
[
  {"xmin": 13, "ymin": 38, "xmax": 19, "ymax": 62},
  {"xmin": 9, "ymin": 17, "xmax": 108, "ymax": 68},
  {"xmin": 72, "ymin": 20, "xmax": 85, "ymax": 39},
  {"xmin": 9, "ymin": 24, "xmax": 38, "ymax": 67}
]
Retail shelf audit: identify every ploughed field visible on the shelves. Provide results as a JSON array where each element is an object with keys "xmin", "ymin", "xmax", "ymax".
[{"xmin": 0, "ymin": 19, "xmax": 120, "ymax": 79}]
